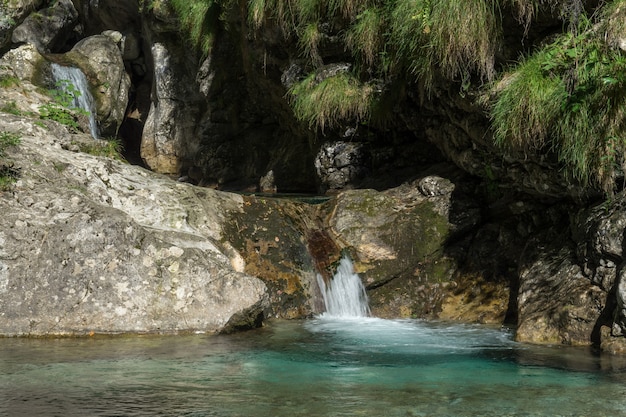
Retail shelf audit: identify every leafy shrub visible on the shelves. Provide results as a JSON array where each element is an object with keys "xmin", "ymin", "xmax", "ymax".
[{"xmin": 39, "ymin": 79, "xmax": 88, "ymax": 132}]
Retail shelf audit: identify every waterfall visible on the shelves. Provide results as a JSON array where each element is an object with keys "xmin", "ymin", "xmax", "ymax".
[
  {"xmin": 317, "ymin": 255, "xmax": 370, "ymax": 318},
  {"xmin": 51, "ymin": 63, "xmax": 99, "ymax": 139}
]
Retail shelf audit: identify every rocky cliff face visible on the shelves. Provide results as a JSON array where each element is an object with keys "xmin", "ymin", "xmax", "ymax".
[{"xmin": 2, "ymin": 0, "xmax": 626, "ymax": 353}]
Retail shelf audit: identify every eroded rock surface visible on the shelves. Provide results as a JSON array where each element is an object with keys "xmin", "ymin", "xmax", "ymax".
[{"xmin": 0, "ymin": 105, "xmax": 269, "ymax": 336}]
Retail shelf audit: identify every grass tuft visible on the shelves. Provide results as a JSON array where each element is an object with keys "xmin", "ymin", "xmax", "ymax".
[
  {"xmin": 491, "ymin": 8, "xmax": 626, "ymax": 192},
  {"xmin": 0, "ymin": 131, "xmax": 21, "ymax": 191},
  {"xmin": 299, "ymin": 22, "xmax": 323, "ymax": 66},
  {"xmin": 346, "ymin": 7, "xmax": 384, "ymax": 69},
  {"xmin": 170, "ymin": 0, "xmax": 223, "ymax": 55},
  {"xmin": 429, "ymin": 0, "xmax": 499, "ymax": 82},
  {"xmin": 0, "ymin": 74, "xmax": 20, "ymax": 88},
  {"xmin": 290, "ymin": 71, "xmax": 375, "ymax": 130},
  {"xmin": 75, "ymin": 138, "xmax": 125, "ymax": 161}
]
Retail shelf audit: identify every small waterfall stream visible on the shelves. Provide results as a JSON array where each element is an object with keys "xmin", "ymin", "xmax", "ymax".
[
  {"xmin": 51, "ymin": 63, "xmax": 99, "ymax": 139},
  {"xmin": 317, "ymin": 255, "xmax": 370, "ymax": 318}
]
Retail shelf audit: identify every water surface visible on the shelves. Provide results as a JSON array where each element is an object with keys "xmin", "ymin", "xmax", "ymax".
[{"xmin": 1, "ymin": 318, "xmax": 626, "ymax": 416}]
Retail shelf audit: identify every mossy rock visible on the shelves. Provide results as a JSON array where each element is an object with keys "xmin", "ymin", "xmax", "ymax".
[
  {"xmin": 222, "ymin": 195, "xmax": 330, "ymax": 318},
  {"xmin": 327, "ymin": 187, "xmax": 455, "ymax": 318}
]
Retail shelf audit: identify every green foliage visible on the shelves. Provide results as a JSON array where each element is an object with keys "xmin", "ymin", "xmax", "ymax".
[
  {"xmin": 48, "ymin": 79, "xmax": 83, "ymax": 108},
  {"xmin": 346, "ymin": 7, "xmax": 385, "ymax": 69},
  {"xmin": 0, "ymin": 131, "xmax": 20, "ymax": 159},
  {"xmin": 429, "ymin": 0, "xmax": 499, "ymax": 81},
  {"xmin": 388, "ymin": 0, "xmax": 499, "ymax": 85},
  {"xmin": 39, "ymin": 103, "xmax": 82, "ymax": 131},
  {"xmin": 246, "ymin": 0, "xmax": 504, "ymax": 128},
  {"xmin": 299, "ymin": 23, "xmax": 323, "ymax": 65},
  {"xmin": 39, "ymin": 79, "xmax": 88, "ymax": 132},
  {"xmin": 0, "ymin": 74, "xmax": 20, "ymax": 88},
  {"xmin": 0, "ymin": 169, "xmax": 18, "ymax": 191},
  {"xmin": 248, "ymin": 0, "xmax": 370, "ymax": 36},
  {"xmin": 170, "ymin": 0, "xmax": 232, "ymax": 55},
  {"xmin": 491, "ymin": 11, "xmax": 626, "ymax": 192},
  {"xmin": 0, "ymin": 131, "xmax": 21, "ymax": 191},
  {"xmin": 75, "ymin": 138, "xmax": 125, "ymax": 161},
  {"xmin": 290, "ymin": 71, "xmax": 374, "ymax": 130},
  {"xmin": 177, "ymin": 0, "xmax": 626, "ymax": 182}
]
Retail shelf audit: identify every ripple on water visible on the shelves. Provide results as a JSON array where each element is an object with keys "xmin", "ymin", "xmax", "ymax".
[{"xmin": 1, "ymin": 319, "xmax": 626, "ymax": 417}]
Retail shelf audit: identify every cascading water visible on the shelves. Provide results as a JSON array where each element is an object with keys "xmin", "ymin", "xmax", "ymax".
[
  {"xmin": 317, "ymin": 255, "xmax": 370, "ymax": 318},
  {"xmin": 50, "ymin": 63, "xmax": 99, "ymax": 139}
]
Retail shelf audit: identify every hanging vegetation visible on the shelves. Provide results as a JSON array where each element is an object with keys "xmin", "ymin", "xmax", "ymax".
[{"xmin": 168, "ymin": 0, "xmax": 626, "ymax": 192}]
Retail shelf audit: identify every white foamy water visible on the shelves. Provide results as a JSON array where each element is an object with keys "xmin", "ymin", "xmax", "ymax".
[
  {"xmin": 51, "ymin": 63, "xmax": 99, "ymax": 139},
  {"xmin": 317, "ymin": 255, "xmax": 370, "ymax": 318}
]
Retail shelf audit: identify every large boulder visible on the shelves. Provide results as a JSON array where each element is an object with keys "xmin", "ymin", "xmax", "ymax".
[
  {"xmin": 324, "ymin": 173, "xmax": 502, "ymax": 320},
  {"xmin": 0, "ymin": 84, "xmax": 270, "ymax": 335},
  {"xmin": 140, "ymin": 40, "xmax": 203, "ymax": 174},
  {"xmin": 10, "ymin": 0, "xmax": 78, "ymax": 52},
  {"xmin": 569, "ymin": 193, "xmax": 626, "ymax": 352},
  {"xmin": 516, "ymin": 236, "xmax": 605, "ymax": 346},
  {"xmin": 315, "ymin": 141, "xmax": 370, "ymax": 193},
  {"xmin": 221, "ymin": 196, "xmax": 327, "ymax": 318},
  {"xmin": 138, "ymin": 2, "xmax": 207, "ymax": 176},
  {"xmin": 61, "ymin": 34, "xmax": 131, "ymax": 136},
  {"xmin": 512, "ymin": 192, "xmax": 626, "ymax": 352},
  {"xmin": 0, "ymin": 43, "xmax": 47, "ymax": 84},
  {"xmin": 0, "ymin": 0, "xmax": 43, "ymax": 49}
]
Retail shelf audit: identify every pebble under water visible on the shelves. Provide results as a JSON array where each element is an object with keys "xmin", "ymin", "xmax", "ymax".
[{"xmin": 1, "ymin": 318, "xmax": 626, "ymax": 417}]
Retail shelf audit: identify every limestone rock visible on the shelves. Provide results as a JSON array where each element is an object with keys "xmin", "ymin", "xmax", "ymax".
[
  {"xmin": 62, "ymin": 34, "xmax": 131, "ymax": 136},
  {"xmin": 315, "ymin": 141, "xmax": 370, "ymax": 193},
  {"xmin": 11, "ymin": 0, "xmax": 78, "ymax": 52},
  {"xmin": 516, "ymin": 239, "xmax": 604, "ymax": 345},
  {"xmin": 76, "ymin": 0, "xmax": 142, "ymax": 36},
  {"xmin": 0, "ymin": 0, "xmax": 43, "ymax": 49},
  {"xmin": 327, "ymin": 184, "xmax": 456, "ymax": 318},
  {"xmin": 0, "ymin": 90, "xmax": 270, "ymax": 336},
  {"xmin": 140, "ymin": 37, "xmax": 203, "ymax": 174},
  {"xmin": 221, "ymin": 196, "xmax": 325, "ymax": 318},
  {"xmin": 513, "ymin": 192, "xmax": 626, "ymax": 349},
  {"xmin": 0, "ymin": 43, "xmax": 47, "ymax": 84}
]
